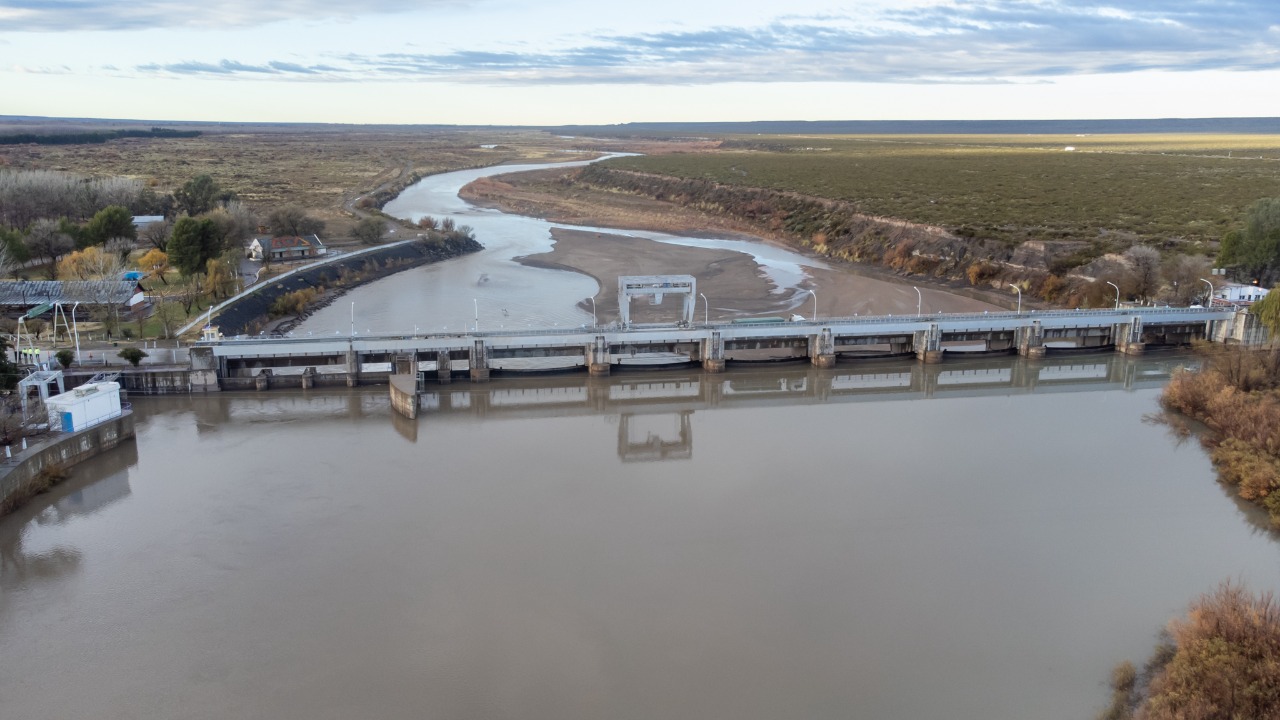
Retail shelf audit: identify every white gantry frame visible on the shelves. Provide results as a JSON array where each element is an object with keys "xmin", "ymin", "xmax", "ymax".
[{"xmin": 618, "ymin": 275, "xmax": 697, "ymax": 327}]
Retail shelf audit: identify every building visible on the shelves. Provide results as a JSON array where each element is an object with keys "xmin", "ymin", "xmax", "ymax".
[
  {"xmin": 248, "ymin": 234, "xmax": 327, "ymax": 262},
  {"xmin": 45, "ymin": 381, "xmax": 122, "ymax": 432},
  {"xmin": 1214, "ymin": 283, "xmax": 1270, "ymax": 305},
  {"xmin": 131, "ymin": 215, "xmax": 165, "ymax": 231},
  {"xmin": 0, "ymin": 280, "xmax": 146, "ymax": 318}
]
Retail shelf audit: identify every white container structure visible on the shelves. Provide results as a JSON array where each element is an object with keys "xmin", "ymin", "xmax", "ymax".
[{"xmin": 45, "ymin": 382, "xmax": 123, "ymax": 433}]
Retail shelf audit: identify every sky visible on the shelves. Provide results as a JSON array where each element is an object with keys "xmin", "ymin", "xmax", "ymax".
[{"xmin": 1, "ymin": 0, "xmax": 1278, "ymax": 125}]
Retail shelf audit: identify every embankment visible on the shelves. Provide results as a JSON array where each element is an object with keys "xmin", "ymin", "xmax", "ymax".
[
  {"xmin": 462, "ymin": 165, "xmax": 1107, "ymax": 308},
  {"xmin": 211, "ymin": 235, "xmax": 482, "ymax": 335},
  {"xmin": 0, "ymin": 413, "xmax": 135, "ymax": 517}
]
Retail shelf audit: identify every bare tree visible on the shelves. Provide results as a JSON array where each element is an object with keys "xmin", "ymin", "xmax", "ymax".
[
  {"xmin": 25, "ymin": 219, "xmax": 74, "ymax": 278},
  {"xmin": 1163, "ymin": 254, "xmax": 1213, "ymax": 305},
  {"xmin": 142, "ymin": 219, "xmax": 172, "ymax": 250},
  {"xmin": 1124, "ymin": 245, "xmax": 1162, "ymax": 301}
]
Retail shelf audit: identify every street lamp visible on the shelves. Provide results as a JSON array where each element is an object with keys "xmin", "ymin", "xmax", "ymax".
[
  {"xmin": 1105, "ymin": 281, "xmax": 1120, "ymax": 309},
  {"xmin": 1200, "ymin": 278, "xmax": 1214, "ymax": 307},
  {"xmin": 71, "ymin": 301, "xmax": 80, "ymax": 364},
  {"xmin": 588, "ymin": 296, "xmax": 597, "ymax": 327},
  {"xmin": 913, "ymin": 286, "xmax": 922, "ymax": 317},
  {"xmin": 1009, "ymin": 284, "xmax": 1022, "ymax": 314},
  {"xmin": 699, "ymin": 292, "xmax": 709, "ymax": 325},
  {"xmin": 806, "ymin": 289, "xmax": 817, "ymax": 321},
  {"xmin": 473, "ymin": 298, "xmax": 480, "ymax": 332},
  {"xmin": 350, "ymin": 301, "xmax": 355, "ymax": 337}
]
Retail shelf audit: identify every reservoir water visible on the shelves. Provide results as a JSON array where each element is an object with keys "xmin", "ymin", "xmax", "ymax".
[
  {"xmin": 3, "ymin": 159, "xmax": 1279, "ymax": 718},
  {"xmin": 3, "ymin": 356, "xmax": 1280, "ymax": 719}
]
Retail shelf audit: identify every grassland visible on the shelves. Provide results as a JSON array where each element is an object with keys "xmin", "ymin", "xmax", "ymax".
[
  {"xmin": 0, "ymin": 128, "xmax": 594, "ymax": 234},
  {"xmin": 601, "ymin": 133, "xmax": 1280, "ymax": 249}
]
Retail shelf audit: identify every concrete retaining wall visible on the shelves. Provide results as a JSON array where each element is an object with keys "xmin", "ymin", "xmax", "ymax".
[{"xmin": 0, "ymin": 413, "xmax": 136, "ymax": 516}]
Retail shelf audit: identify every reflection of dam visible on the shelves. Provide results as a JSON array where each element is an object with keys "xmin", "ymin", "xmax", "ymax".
[{"xmin": 418, "ymin": 352, "xmax": 1191, "ymax": 419}]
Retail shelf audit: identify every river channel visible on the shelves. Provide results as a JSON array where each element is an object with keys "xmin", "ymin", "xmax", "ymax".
[{"xmin": 3, "ymin": 161, "xmax": 1280, "ymax": 719}]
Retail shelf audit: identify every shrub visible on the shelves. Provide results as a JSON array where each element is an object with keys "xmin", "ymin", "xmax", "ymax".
[
  {"xmin": 117, "ymin": 347, "xmax": 147, "ymax": 366},
  {"xmin": 55, "ymin": 349, "xmax": 74, "ymax": 368}
]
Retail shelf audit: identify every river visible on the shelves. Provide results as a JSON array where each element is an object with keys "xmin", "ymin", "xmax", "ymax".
[
  {"xmin": 297, "ymin": 155, "xmax": 843, "ymax": 334},
  {"xmin": 2, "ymin": 162, "xmax": 1279, "ymax": 719}
]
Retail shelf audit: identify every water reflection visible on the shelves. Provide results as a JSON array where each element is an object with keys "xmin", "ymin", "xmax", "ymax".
[{"xmin": 0, "ymin": 439, "xmax": 137, "ymax": 617}]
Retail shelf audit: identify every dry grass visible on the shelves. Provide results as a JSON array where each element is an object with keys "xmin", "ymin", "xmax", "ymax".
[{"xmin": 0, "ymin": 128, "xmax": 594, "ymax": 233}]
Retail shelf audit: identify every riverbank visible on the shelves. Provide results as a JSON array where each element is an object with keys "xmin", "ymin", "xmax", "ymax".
[
  {"xmin": 463, "ymin": 168, "xmax": 1018, "ymax": 314},
  {"xmin": 0, "ymin": 413, "xmax": 135, "ymax": 517},
  {"xmin": 517, "ymin": 228, "xmax": 1001, "ymax": 322}
]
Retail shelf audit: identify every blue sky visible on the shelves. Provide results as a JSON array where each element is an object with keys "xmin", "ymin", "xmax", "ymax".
[{"xmin": 2, "ymin": 0, "xmax": 1278, "ymax": 124}]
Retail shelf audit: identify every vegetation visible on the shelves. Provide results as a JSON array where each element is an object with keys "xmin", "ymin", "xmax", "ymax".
[
  {"xmin": 1100, "ymin": 581, "xmax": 1280, "ymax": 720},
  {"xmin": 1217, "ymin": 198, "xmax": 1280, "ymax": 285},
  {"xmin": 116, "ymin": 347, "xmax": 148, "ymax": 366},
  {"xmin": 602, "ymin": 134, "xmax": 1279, "ymax": 249},
  {"xmin": 55, "ymin": 349, "xmax": 74, "ymax": 369},
  {"xmin": 1161, "ymin": 344, "xmax": 1280, "ymax": 524},
  {"xmin": 352, "ymin": 217, "xmax": 385, "ymax": 245},
  {"xmin": 0, "ymin": 127, "xmax": 199, "ymax": 146}
]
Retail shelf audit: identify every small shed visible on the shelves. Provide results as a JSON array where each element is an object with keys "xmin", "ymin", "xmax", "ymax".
[{"xmin": 45, "ymin": 382, "xmax": 122, "ymax": 433}]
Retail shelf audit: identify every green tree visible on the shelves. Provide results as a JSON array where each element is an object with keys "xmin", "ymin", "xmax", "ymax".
[
  {"xmin": 174, "ymin": 174, "xmax": 234, "ymax": 217},
  {"xmin": 352, "ymin": 217, "xmax": 385, "ymax": 245},
  {"xmin": 82, "ymin": 204, "xmax": 137, "ymax": 247},
  {"xmin": 1250, "ymin": 288, "xmax": 1280, "ymax": 338},
  {"xmin": 1218, "ymin": 198, "xmax": 1280, "ymax": 285},
  {"xmin": 55, "ymin": 349, "xmax": 75, "ymax": 369},
  {"xmin": 168, "ymin": 217, "xmax": 219, "ymax": 276},
  {"xmin": 117, "ymin": 347, "xmax": 148, "ymax": 367}
]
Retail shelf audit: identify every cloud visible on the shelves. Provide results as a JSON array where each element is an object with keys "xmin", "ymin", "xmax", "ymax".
[
  {"xmin": 0, "ymin": 0, "xmax": 454, "ymax": 31},
  {"xmin": 130, "ymin": 1, "xmax": 1280, "ymax": 85}
]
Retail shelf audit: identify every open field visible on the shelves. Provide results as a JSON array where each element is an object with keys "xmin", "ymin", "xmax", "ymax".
[
  {"xmin": 0, "ymin": 128, "xmax": 598, "ymax": 235},
  {"xmin": 601, "ymin": 133, "xmax": 1280, "ymax": 248}
]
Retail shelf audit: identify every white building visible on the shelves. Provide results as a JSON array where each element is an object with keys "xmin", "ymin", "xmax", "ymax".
[
  {"xmin": 1215, "ymin": 284, "xmax": 1270, "ymax": 304},
  {"xmin": 45, "ymin": 382, "xmax": 122, "ymax": 433}
]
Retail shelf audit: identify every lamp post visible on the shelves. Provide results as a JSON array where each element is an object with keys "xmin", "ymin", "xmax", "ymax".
[
  {"xmin": 588, "ymin": 296, "xmax": 597, "ymax": 327},
  {"xmin": 806, "ymin": 289, "xmax": 817, "ymax": 321},
  {"xmin": 71, "ymin": 301, "xmax": 80, "ymax": 364},
  {"xmin": 913, "ymin": 286, "xmax": 922, "ymax": 317},
  {"xmin": 1009, "ymin": 284, "xmax": 1021, "ymax": 314},
  {"xmin": 1200, "ymin": 278, "xmax": 1214, "ymax": 307},
  {"xmin": 349, "ymin": 301, "xmax": 355, "ymax": 337},
  {"xmin": 473, "ymin": 298, "xmax": 479, "ymax": 332},
  {"xmin": 699, "ymin": 292, "xmax": 708, "ymax": 325},
  {"xmin": 1105, "ymin": 281, "xmax": 1120, "ymax": 309}
]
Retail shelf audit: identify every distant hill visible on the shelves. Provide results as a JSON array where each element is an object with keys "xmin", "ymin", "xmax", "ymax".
[{"xmin": 551, "ymin": 118, "xmax": 1280, "ymax": 136}]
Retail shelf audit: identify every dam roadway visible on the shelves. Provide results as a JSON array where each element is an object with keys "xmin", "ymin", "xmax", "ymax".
[{"xmin": 188, "ymin": 306, "xmax": 1258, "ymax": 392}]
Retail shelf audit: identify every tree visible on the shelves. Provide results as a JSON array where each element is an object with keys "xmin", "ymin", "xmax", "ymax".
[
  {"xmin": 353, "ymin": 217, "xmax": 385, "ymax": 245},
  {"xmin": 138, "ymin": 248, "xmax": 170, "ymax": 284},
  {"xmin": 55, "ymin": 349, "xmax": 75, "ymax": 369},
  {"xmin": 174, "ymin": 174, "xmax": 233, "ymax": 217},
  {"xmin": 151, "ymin": 297, "xmax": 184, "ymax": 339},
  {"xmin": 1123, "ymin": 245, "xmax": 1162, "ymax": 301},
  {"xmin": 1250, "ymin": 289, "xmax": 1280, "ymax": 338},
  {"xmin": 205, "ymin": 201, "xmax": 256, "ymax": 254},
  {"xmin": 204, "ymin": 257, "xmax": 235, "ymax": 300},
  {"xmin": 82, "ymin": 204, "xmax": 136, "ymax": 247},
  {"xmin": 25, "ymin": 219, "xmax": 74, "ymax": 278},
  {"xmin": 1163, "ymin": 255, "xmax": 1212, "ymax": 304},
  {"xmin": 0, "ymin": 334, "xmax": 19, "ymax": 390},
  {"xmin": 267, "ymin": 205, "xmax": 325, "ymax": 237},
  {"xmin": 1218, "ymin": 197, "xmax": 1280, "ymax": 285},
  {"xmin": 141, "ymin": 218, "xmax": 172, "ymax": 250},
  {"xmin": 105, "ymin": 237, "xmax": 136, "ymax": 265},
  {"xmin": 117, "ymin": 347, "xmax": 148, "ymax": 367},
  {"xmin": 57, "ymin": 246, "xmax": 123, "ymax": 281},
  {"xmin": 168, "ymin": 217, "xmax": 219, "ymax": 276}
]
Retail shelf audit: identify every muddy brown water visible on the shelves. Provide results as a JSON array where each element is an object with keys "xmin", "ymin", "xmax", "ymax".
[{"xmin": 3, "ymin": 356, "xmax": 1280, "ymax": 720}]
